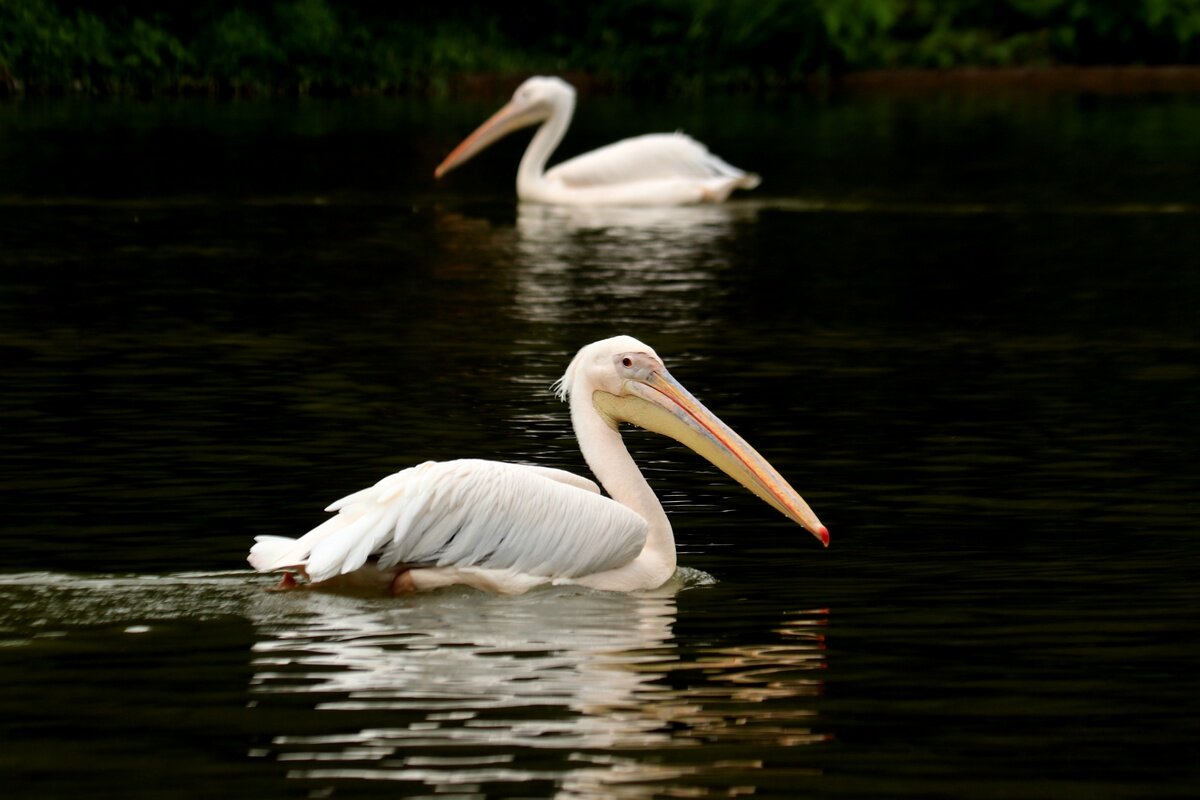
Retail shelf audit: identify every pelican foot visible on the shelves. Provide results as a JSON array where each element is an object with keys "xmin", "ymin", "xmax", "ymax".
[
  {"xmin": 271, "ymin": 571, "xmax": 302, "ymax": 591},
  {"xmin": 390, "ymin": 569, "xmax": 417, "ymax": 595}
]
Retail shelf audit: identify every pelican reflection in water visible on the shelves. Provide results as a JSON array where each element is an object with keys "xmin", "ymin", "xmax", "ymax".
[
  {"xmin": 247, "ymin": 584, "xmax": 829, "ymax": 793},
  {"xmin": 435, "ymin": 76, "xmax": 760, "ymax": 205},
  {"xmin": 249, "ymin": 337, "xmax": 827, "ymax": 595}
]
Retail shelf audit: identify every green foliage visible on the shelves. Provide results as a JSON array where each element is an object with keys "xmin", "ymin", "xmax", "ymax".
[
  {"xmin": 275, "ymin": 0, "xmax": 339, "ymax": 83},
  {"xmin": 1146, "ymin": 0, "xmax": 1200, "ymax": 52},
  {"xmin": 1, "ymin": 0, "xmax": 1199, "ymax": 94},
  {"xmin": 120, "ymin": 18, "xmax": 191, "ymax": 82},
  {"xmin": 816, "ymin": 0, "xmax": 903, "ymax": 67},
  {"xmin": 198, "ymin": 9, "xmax": 283, "ymax": 86}
]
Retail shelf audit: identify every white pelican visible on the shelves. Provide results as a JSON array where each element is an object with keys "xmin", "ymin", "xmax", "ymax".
[
  {"xmin": 248, "ymin": 336, "xmax": 827, "ymax": 595},
  {"xmin": 434, "ymin": 76, "xmax": 760, "ymax": 206}
]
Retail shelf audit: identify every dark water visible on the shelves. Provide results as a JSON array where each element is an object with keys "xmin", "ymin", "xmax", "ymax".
[{"xmin": 1, "ymin": 91, "xmax": 1198, "ymax": 799}]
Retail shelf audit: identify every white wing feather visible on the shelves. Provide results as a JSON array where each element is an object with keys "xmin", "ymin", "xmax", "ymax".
[
  {"xmin": 546, "ymin": 133, "xmax": 759, "ymax": 190},
  {"xmin": 249, "ymin": 459, "xmax": 646, "ymax": 583}
]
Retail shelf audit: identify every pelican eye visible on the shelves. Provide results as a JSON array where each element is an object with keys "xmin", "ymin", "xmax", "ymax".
[{"xmin": 621, "ymin": 357, "xmax": 633, "ymax": 368}]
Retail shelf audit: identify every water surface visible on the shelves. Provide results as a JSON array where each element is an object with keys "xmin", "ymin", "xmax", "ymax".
[{"xmin": 1, "ymin": 90, "xmax": 1198, "ymax": 798}]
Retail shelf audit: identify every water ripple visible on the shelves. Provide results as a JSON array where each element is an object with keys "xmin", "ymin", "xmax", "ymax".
[{"xmin": 246, "ymin": 581, "xmax": 828, "ymax": 795}]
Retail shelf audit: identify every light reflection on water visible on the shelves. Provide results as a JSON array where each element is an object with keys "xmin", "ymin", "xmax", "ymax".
[
  {"xmin": 507, "ymin": 202, "xmax": 747, "ymax": 331},
  {"xmin": 245, "ymin": 572, "xmax": 828, "ymax": 796},
  {"xmin": 0, "ymin": 568, "xmax": 825, "ymax": 796},
  {"xmin": 0, "ymin": 569, "xmax": 828, "ymax": 796},
  {"xmin": 0, "ymin": 570, "xmax": 261, "ymax": 637}
]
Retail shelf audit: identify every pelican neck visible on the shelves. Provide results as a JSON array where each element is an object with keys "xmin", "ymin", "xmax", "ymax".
[{"xmin": 516, "ymin": 95, "xmax": 575, "ymax": 195}]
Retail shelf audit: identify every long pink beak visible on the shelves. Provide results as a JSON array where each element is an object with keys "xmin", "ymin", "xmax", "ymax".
[{"xmin": 435, "ymin": 100, "xmax": 543, "ymax": 179}]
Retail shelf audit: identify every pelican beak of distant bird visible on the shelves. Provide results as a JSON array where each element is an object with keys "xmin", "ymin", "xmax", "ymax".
[
  {"xmin": 435, "ymin": 97, "xmax": 546, "ymax": 179},
  {"xmin": 592, "ymin": 352, "xmax": 830, "ymax": 546}
]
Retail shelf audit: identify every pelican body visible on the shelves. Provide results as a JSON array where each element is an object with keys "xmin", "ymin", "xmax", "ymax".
[
  {"xmin": 249, "ymin": 337, "xmax": 827, "ymax": 595},
  {"xmin": 434, "ymin": 77, "xmax": 760, "ymax": 206}
]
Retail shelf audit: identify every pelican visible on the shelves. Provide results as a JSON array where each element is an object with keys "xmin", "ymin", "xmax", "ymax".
[
  {"xmin": 248, "ymin": 336, "xmax": 827, "ymax": 595},
  {"xmin": 434, "ymin": 76, "xmax": 761, "ymax": 206}
]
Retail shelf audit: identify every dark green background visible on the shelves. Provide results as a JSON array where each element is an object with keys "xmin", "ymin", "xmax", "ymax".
[{"xmin": 3, "ymin": 0, "xmax": 1200, "ymax": 94}]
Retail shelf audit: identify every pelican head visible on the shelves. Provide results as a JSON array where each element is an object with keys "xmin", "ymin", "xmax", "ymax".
[
  {"xmin": 435, "ymin": 76, "xmax": 575, "ymax": 179},
  {"xmin": 557, "ymin": 336, "xmax": 829, "ymax": 546}
]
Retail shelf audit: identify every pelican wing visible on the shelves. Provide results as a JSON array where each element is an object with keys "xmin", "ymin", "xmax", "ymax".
[
  {"xmin": 249, "ymin": 459, "xmax": 646, "ymax": 583},
  {"xmin": 546, "ymin": 133, "xmax": 758, "ymax": 189}
]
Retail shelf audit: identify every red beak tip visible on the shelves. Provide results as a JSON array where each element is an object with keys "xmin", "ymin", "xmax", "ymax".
[{"xmin": 818, "ymin": 526, "xmax": 830, "ymax": 547}]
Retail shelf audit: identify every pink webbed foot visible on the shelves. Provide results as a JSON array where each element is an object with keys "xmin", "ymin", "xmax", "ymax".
[
  {"xmin": 390, "ymin": 569, "xmax": 417, "ymax": 596},
  {"xmin": 271, "ymin": 571, "xmax": 302, "ymax": 591}
]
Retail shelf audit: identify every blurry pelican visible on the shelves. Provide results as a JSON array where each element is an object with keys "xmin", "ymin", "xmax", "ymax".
[
  {"xmin": 434, "ymin": 76, "xmax": 760, "ymax": 206},
  {"xmin": 248, "ymin": 336, "xmax": 827, "ymax": 595}
]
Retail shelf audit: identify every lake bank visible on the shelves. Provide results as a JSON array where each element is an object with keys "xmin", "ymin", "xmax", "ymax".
[{"xmin": 7, "ymin": 65, "xmax": 1200, "ymax": 99}]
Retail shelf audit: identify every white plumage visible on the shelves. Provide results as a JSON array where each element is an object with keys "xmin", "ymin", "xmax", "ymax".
[
  {"xmin": 249, "ymin": 460, "xmax": 646, "ymax": 584},
  {"xmin": 435, "ymin": 77, "xmax": 760, "ymax": 206},
  {"xmin": 545, "ymin": 133, "xmax": 759, "ymax": 203},
  {"xmin": 249, "ymin": 336, "xmax": 828, "ymax": 595}
]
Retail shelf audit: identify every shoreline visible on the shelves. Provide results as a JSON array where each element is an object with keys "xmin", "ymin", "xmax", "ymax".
[
  {"xmin": 829, "ymin": 65, "xmax": 1200, "ymax": 94},
  {"xmin": 372, "ymin": 66, "xmax": 1200, "ymax": 97},
  {"xmin": 5, "ymin": 66, "xmax": 1200, "ymax": 99}
]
